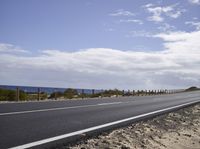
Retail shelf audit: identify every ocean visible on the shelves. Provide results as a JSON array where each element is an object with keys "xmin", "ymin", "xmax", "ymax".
[{"xmin": 0, "ymin": 85, "xmax": 102, "ymax": 94}]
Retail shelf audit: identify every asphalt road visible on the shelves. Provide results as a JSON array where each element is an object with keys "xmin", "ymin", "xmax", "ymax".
[{"xmin": 0, "ymin": 91, "xmax": 199, "ymax": 149}]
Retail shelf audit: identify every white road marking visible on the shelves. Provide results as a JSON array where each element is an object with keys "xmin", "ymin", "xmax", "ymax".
[
  {"xmin": 9, "ymin": 100, "xmax": 199, "ymax": 149},
  {"xmin": 0, "ymin": 102, "xmax": 124, "ymax": 116},
  {"xmin": 97, "ymin": 102, "xmax": 122, "ymax": 106}
]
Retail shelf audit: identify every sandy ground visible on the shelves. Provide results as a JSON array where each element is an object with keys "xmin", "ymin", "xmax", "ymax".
[{"xmin": 67, "ymin": 103, "xmax": 200, "ymax": 149}]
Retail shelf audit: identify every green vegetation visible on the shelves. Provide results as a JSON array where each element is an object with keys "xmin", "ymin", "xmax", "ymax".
[
  {"xmin": 185, "ymin": 86, "xmax": 200, "ymax": 91},
  {"xmin": 64, "ymin": 88, "xmax": 78, "ymax": 99},
  {"xmin": 48, "ymin": 89, "xmax": 124, "ymax": 99},
  {"xmin": 49, "ymin": 88, "xmax": 78, "ymax": 99},
  {"xmin": 28, "ymin": 92, "xmax": 47, "ymax": 100},
  {"xmin": 101, "ymin": 89, "xmax": 123, "ymax": 97},
  {"xmin": 18, "ymin": 90, "xmax": 28, "ymax": 101},
  {"xmin": 49, "ymin": 91, "xmax": 63, "ymax": 99},
  {"xmin": 0, "ymin": 89, "xmax": 28, "ymax": 101},
  {"xmin": 0, "ymin": 88, "xmax": 15, "ymax": 101},
  {"xmin": 0, "ymin": 88, "xmax": 48, "ymax": 101}
]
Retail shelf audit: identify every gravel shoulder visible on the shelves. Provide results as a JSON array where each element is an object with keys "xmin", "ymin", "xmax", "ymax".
[{"xmin": 67, "ymin": 103, "xmax": 200, "ymax": 149}]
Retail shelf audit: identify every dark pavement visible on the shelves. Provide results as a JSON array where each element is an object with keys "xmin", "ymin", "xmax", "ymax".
[{"xmin": 0, "ymin": 91, "xmax": 199, "ymax": 149}]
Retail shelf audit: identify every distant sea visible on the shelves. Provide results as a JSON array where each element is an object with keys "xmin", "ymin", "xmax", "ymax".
[{"xmin": 0, "ymin": 85, "xmax": 102, "ymax": 94}]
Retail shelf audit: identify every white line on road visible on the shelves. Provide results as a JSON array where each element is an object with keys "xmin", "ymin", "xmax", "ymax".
[
  {"xmin": 0, "ymin": 102, "xmax": 124, "ymax": 116},
  {"xmin": 97, "ymin": 102, "xmax": 122, "ymax": 106},
  {"xmin": 9, "ymin": 100, "xmax": 199, "ymax": 149}
]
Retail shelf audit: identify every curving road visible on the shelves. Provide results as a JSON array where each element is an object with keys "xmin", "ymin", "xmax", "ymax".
[{"xmin": 0, "ymin": 91, "xmax": 199, "ymax": 149}]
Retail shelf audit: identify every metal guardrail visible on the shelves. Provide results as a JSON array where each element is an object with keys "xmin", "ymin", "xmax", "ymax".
[{"xmin": 11, "ymin": 87, "xmax": 186, "ymax": 101}]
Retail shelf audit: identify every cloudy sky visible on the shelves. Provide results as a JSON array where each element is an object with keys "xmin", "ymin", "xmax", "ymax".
[{"xmin": 0, "ymin": 0, "xmax": 200, "ymax": 90}]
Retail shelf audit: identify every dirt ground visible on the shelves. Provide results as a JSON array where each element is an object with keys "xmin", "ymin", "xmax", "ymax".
[{"xmin": 67, "ymin": 103, "xmax": 200, "ymax": 149}]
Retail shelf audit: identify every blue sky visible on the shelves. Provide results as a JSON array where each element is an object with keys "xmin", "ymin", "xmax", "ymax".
[
  {"xmin": 0, "ymin": 0, "xmax": 200, "ymax": 89},
  {"xmin": 1, "ymin": 0, "xmax": 199, "ymax": 51}
]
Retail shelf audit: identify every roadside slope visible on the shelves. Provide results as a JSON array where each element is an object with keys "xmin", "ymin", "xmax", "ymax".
[{"xmin": 68, "ymin": 103, "xmax": 200, "ymax": 149}]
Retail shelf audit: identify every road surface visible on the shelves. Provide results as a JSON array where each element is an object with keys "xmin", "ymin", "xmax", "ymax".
[{"xmin": 0, "ymin": 91, "xmax": 199, "ymax": 149}]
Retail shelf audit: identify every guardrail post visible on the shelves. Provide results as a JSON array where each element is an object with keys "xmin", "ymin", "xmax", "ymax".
[
  {"xmin": 82, "ymin": 89, "xmax": 84, "ymax": 99},
  {"xmin": 133, "ymin": 90, "xmax": 135, "ymax": 96},
  {"xmin": 16, "ymin": 87, "xmax": 19, "ymax": 101},
  {"xmin": 122, "ymin": 90, "xmax": 125, "ymax": 96},
  {"xmin": 101, "ymin": 89, "xmax": 103, "ymax": 98},
  {"xmin": 128, "ymin": 90, "xmax": 130, "ymax": 96},
  {"xmin": 92, "ymin": 89, "xmax": 94, "ymax": 95},
  {"xmin": 37, "ymin": 88, "xmax": 40, "ymax": 101},
  {"xmin": 54, "ymin": 88, "xmax": 57, "ymax": 100},
  {"xmin": 136, "ymin": 90, "xmax": 139, "ymax": 96},
  {"xmin": 145, "ymin": 90, "xmax": 147, "ymax": 96}
]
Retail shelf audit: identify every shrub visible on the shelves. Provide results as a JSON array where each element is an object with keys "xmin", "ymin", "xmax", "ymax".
[
  {"xmin": 64, "ymin": 88, "xmax": 78, "ymax": 99},
  {"xmin": 0, "ymin": 89, "xmax": 16, "ymax": 101}
]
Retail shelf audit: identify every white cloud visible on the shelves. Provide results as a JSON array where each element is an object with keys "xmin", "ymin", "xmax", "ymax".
[
  {"xmin": 143, "ymin": 3, "xmax": 154, "ymax": 8},
  {"xmin": 158, "ymin": 23, "xmax": 176, "ymax": 32},
  {"xmin": 145, "ymin": 4, "xmax": 184, "ymax": 22},
  {"xmin": 127, "ymin": 30, "xmax": 153, "ymax": 37},
  {"xmin": 146, "ymin": 6, "xmax": 164, "ymax": 22},
  {"xmin": 0, "ymin": 43, "xmax": 28, "ymax": 53},
  {"xmin": 119, "ymin": 19, "xmax": 143, "ymax": 24},
  {"xmin": 109, "ymin": 9, "xmax": 135, "ymax": 16},
  {"xmin": 153, "ymin": 30, "xmax": 200, "ymax": 56},
  {"xmin": 105, "ymin": 28, "xmax": 115, "ymax": 32},
  {"xmin": 1, "ymin": 30, "xmax": 200, "ymax": 90},
  {"xmin": 167, "ymin": 10, "xmax": 182, "ymax": 18},
  {"xmin": 188, "ymin": 0, "xmax": 200, "ymax": 4},
  {"xmin": 185, "ymin": 21, "xmax": 200, "ymax": 30}
]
